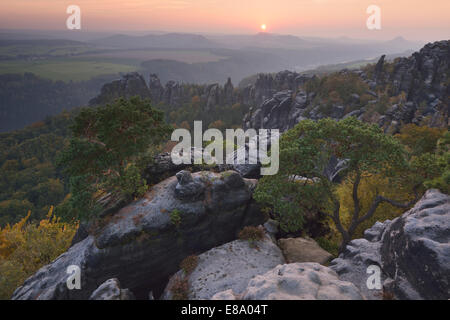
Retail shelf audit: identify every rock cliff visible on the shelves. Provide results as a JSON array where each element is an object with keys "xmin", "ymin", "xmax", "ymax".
[
  {"xmin": 11, "ymin": 171, "xmax": 264, "ymax": 300},
  {"xmin": 243, "ymin": 40, "xmax": 449, "ymax": 133},
  {"xmin": 330, "ymin": 189, "xmax": 450, "ymax": 300}
]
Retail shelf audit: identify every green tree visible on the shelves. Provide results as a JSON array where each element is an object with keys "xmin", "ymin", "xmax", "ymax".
[
  {"xmin": 57, "ymin": 97, "xmax": 171, "ymax": 221},
  {"xmin": 421, "ymin": 130, "xmax": 450, "ymax": 193},
  {"xmin": 254, "ymin": 117, "xmax": 419, "ymax": 252}
]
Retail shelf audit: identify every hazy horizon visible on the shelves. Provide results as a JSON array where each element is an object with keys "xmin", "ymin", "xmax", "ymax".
[{"xmin": 0, "ymin": 0, "xmax": 449, "ymax": 42}]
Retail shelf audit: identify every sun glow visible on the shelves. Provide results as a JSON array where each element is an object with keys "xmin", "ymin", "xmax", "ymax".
[{"xmin": 261, "ymin": 24, "xmax": 267, "ymax": 31}]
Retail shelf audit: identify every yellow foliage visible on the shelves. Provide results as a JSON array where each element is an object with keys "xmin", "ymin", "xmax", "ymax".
[
  {"xmin": 0, "ymin": 207, "xmax": 78, "ymax": 299},
  {"xmin": 396, "ymin": 124, "xmax": 445, "ymax": 155},
  {"xmin": 335, "ymin": 172, "xmax": 415, "ymax": 239}
]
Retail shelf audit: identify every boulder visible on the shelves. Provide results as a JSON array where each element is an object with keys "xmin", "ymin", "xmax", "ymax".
[
  {"xmin": 89, "ymin": 278, "xmax": 135, "ymax": 300},
  {"xmin": 278, "ymin": 237, "xmax": 333, "ymax": 265},
  {"xmin": 212, "ymin": 263, "xmax": 364, "ymax": 300},
  {"xmin": 12, "ymin": 171, "xmax": 265, "ymax": 300},
  {"xmin": 162, "ymin": 233, "xmax": 285, "ymax": 300},
  {"xmin": 330, "ymin": 189, "xmax": 450, "ymax": 300}
]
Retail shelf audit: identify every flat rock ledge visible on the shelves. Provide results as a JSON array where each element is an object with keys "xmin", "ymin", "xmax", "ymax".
[
  {"xmin": 162, "ymin": 233, "xmax": 285, "ymax": 300},
  {"xmin": 212, "ymin": 263, "xmax": 365, "ymax": 300}
]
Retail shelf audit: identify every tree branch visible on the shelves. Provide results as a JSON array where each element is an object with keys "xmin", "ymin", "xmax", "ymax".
[
  {"xmin": 352, "ymin": 170, "xmax": 361, "ymax": 221},
  {"xmin": 356, "ymin": 184, "xmax": 420, "ymax": 225}
]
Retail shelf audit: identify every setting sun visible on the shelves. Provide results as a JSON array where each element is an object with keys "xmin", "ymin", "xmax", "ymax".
[{"xmin": 261, "ymin": 24, "xmax": 267, "ymax": 31}]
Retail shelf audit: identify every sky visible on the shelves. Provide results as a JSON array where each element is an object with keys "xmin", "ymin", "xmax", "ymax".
[{"xmin": 0, "ymin": 0, "xmax": 449, "ymax": 41}]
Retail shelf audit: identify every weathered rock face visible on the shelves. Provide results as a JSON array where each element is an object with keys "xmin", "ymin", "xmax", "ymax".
[
  {"xmin": 380, "ymin": 41, "xmax": 449, "ymax": 102},
  {"xmin": 163, "ymin": 80, "xmax": 184, "ymax": 106},
  {"xmin": 278, "ymin": 237, "xmax": 333, "ymax": 265},
  {"xmin": 243, "ymin": 41, "xmax": 449, "ymax": 133},
  {"xmin": 89, "ymin": 278, "xmax": 135, "ymax": 300},
  {"xmin": 223, "ymin": 77, "xmax": 234, "ymax": 105},
  {"xmin": 89, "ymin": 73, "xmax": 150, "ymax": 106},
  {"xmin": 242, "ymin": 71, "xmax": 314, "ymax": 107},
  {"xmin": 243, "ymin": 90, "xmax": 306, "ymax": 132},
  {"xmin": 212, "ymin": 263, "xmax": 364, "ymax": 300},
  {"xmin": 374, "ymin": 40, "xmax": 450, "ymax": 129},
  {"xmin": 162, "ymin": 233, "xmax": 285, "ymax": 300},
  {"xmin": 148, "ymin": 73, "xmax": 164, "ymax": 102},
  {"xmin": 11, "ymin": 170, "xmax": 265, "ymax": 300},
  {"xmin": 330, "ymin": 189, "xmax": 450, "ymax": 300},
  {"xmin": 143, "ymin": 152, "xmax": 195, "ymax": 185},
  {"xmin": 150, "ymin": 74, "xmax": 238, "ymax": 109}
]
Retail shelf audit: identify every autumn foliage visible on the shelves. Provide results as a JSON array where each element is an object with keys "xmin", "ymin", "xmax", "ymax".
[{"xmin": 0, "ymin": 207, "xmax": 77, "ymax": 299}]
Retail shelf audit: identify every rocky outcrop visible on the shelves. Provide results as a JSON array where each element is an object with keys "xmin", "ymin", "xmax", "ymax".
[
  {"xmin": 223, "ymin": 77, "xmax": 234, "ymax": 105},
  {"xmin": 89, "ymin": 73, "xmax": 150, "ymax": 106},
  {"xmin": 212, "ymin": 263, "xmax": 364, "ymax": 300},
  {"xmin": 330, "ymin": 189, "xmax": 450, "ymax": 300},
  {"xmin": 375, "ymin": 41, "xmax": 449, "ymax": 129},
  {"xmin": 278, "ymin": 237, "xmax": 333, "ymax": 265},
  {"xmin": 148, "ymin": 74, "xmax": 238, "ymax": 109},
  {"xmin": 241, "ymin": 71, "xmax": 314, "ymax": 107},
  {"xmin": 89, "ymin": 278, "xmax": 135, "ymax": 300},
  {"xmin": 162, "ymin": 233, "xmax": 285, "ymax": 300},
  {"xmin": 242, "ymin": 41, "xmax": 449, "ymax": 133},
  {"xmin": 243, "ymin": 90, "xmax": 308, "ymax": 132},
  {"xmin": 143, "ymin": 151, "xmax": 201, "ymax": 185},
  {"xmin": 11, "ymin": 170, "xmax": 265, "ymax": 300},
  {"xmin": 148, "ymin": 73, "xmax": 164, "ymax": 103}
]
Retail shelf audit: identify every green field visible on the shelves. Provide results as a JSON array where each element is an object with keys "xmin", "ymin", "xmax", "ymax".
[
  {"xmin": 0, "ymin": 40, "xmax": 230, "ymax": 82},
  {"xmin": 0, "ymin": 58, "xmax": 139, "ymax": 82},
  {"xmin": 0, "ymin": 44, "xmax": 95, "ymax": 58},
  {"xmin": 85, "ymin": 49, "xmax": 226, "ymax": 64}
]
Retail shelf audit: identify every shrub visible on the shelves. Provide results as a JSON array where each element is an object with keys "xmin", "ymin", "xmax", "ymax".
[
  {"xmin": 238, "ymin": 226, "xmax": 265, "ymax": 247},
  {"xmin": 170, "ymin": 209, "xmax": 182, "ymax": 227},
  {"xmin": 171, "ymin": 276, "xmax": 189, "ymax": 300},
  {"xmin": 180, "ymin": 255, "xmax": 198, "ymax": 275},
  {"xmin": 0, "ymin": 207, "xmax": 77, "ymax": 299}
]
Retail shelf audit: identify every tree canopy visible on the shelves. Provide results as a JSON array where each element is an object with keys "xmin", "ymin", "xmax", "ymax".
[
  {"xmin": 254, "ymin": 117, "xmax": 418, "ymax": 251},
  {"xmin": 57, "ymin": 97, "xmax": 172, "ymax": 220}
]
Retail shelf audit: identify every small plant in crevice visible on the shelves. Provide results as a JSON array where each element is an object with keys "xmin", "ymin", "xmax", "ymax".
[
  {"xmin": 171, "ymin": 276, "xmax": 189, "ymax": 300},
  {"xmin": 378, "ymin": 289, "xmax": 396, "ymax": 300},
  {"xmin": 238, "ymin": 226, "xmax": 265, "ymax": 248},
  {"xmin": 180, "ymin": 255, "xmax": 199, "ymax": 275},
  {"xmin": 170, "ymin": 209, "xmax": 182, "ymax": 227}
]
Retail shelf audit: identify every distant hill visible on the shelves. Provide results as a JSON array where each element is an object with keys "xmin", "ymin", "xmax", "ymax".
[
  {"xmin": 91, "ymin": 33, "xmax": 217, "ymax": 49},
  {"xmin": 0, "ymin": 39, "xmax": 86, "ymax": 47}
]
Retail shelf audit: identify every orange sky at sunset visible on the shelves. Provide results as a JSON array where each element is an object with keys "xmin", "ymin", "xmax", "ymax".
[{"xmin": 0, "ymin": 0, "xmax": 449, "ymax": 40}]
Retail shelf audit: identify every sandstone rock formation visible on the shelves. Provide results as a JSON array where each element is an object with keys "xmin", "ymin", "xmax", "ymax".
[
  {"xmin": 11, "ymin": 170, "xmax": 265, "ymax": 300},
  {"xmin": 89, "ymin": 73, "xmax": 150, "ymax": 106},
  {"xmin": 162, "ymin": 233, "xmax": 285, "ymax": 300},
  {"xmin": 212, "ymin": 263, "xmax": 365, "ymax": 300},
  {"xmin": 278, "ymin": 237, "xmax": 333, "ymax": 265},
  {"xmin": 243, "ymin": 40, "xmax": 449, "ymax": 133},
  {"xmin": 89, "ymin": 278, "xmax": 135, "ymax": 300},
  {"xmin": 374, "ymin": 40, "xmax": 449, "ymax": 129},
  {"xmin": 330, "ymin": 189, "xmax": 450, "ymax": 300}
]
